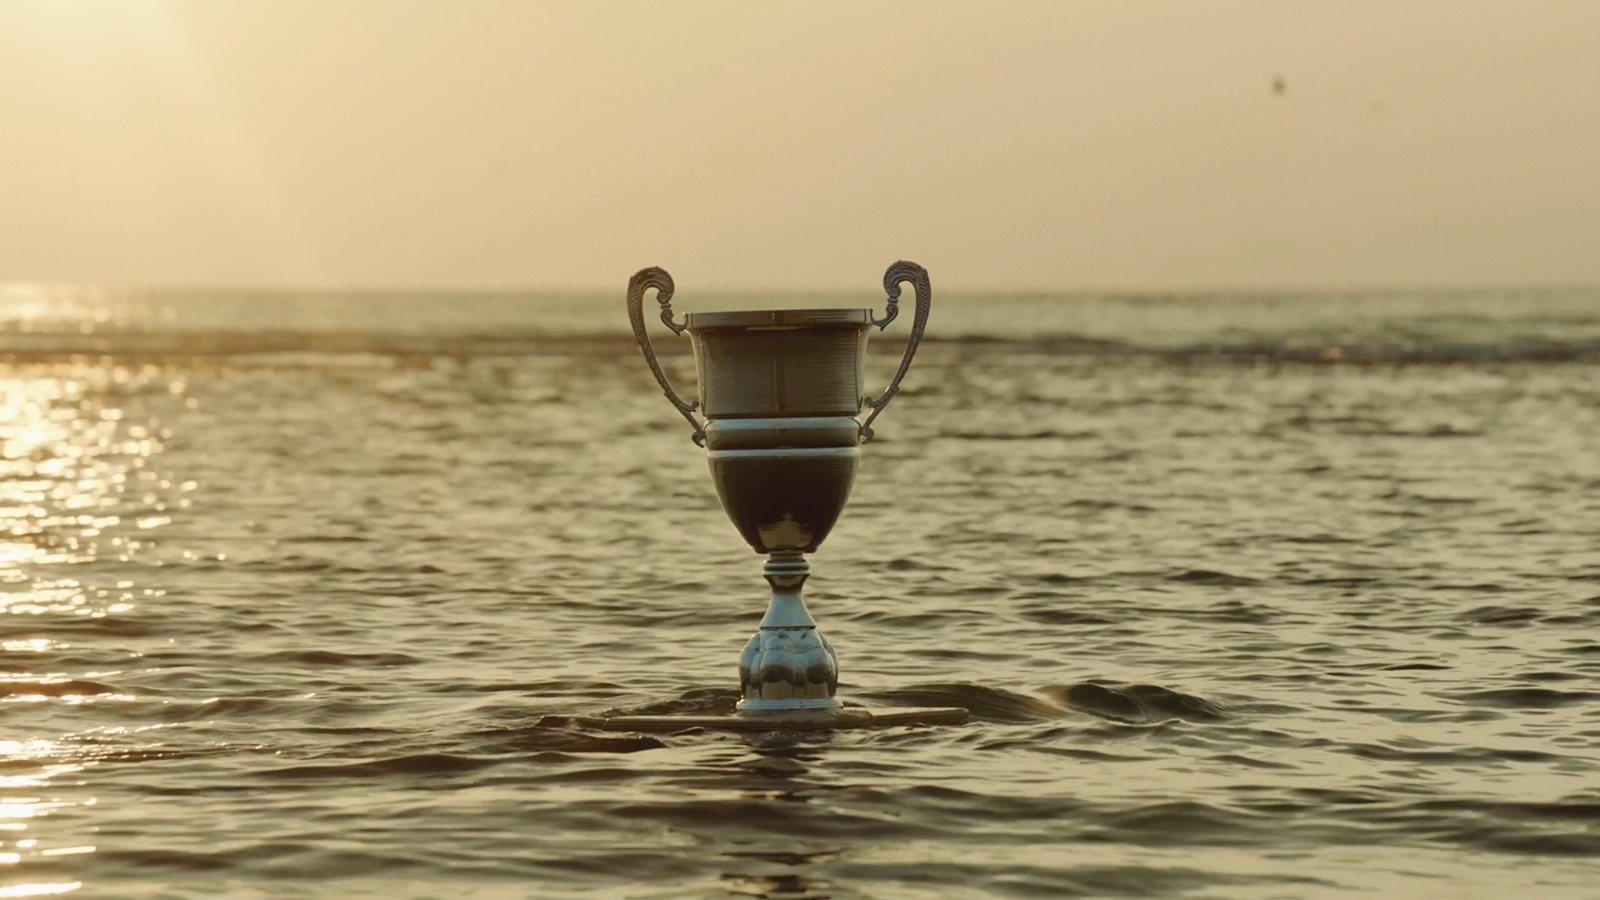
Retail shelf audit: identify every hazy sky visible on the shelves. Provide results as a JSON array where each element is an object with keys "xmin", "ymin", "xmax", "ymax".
[{"xmin": 2, "ymin": 0, "xmax": 1597, "ymax": 290}]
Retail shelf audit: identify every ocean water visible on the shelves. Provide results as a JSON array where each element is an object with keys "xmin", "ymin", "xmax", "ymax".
[{"xmin": 2, "ymin": 283, "xmax": 1599, "ymax": 899}]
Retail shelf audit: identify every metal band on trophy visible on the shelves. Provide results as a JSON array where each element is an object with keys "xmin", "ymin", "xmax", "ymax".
[{"xmin": 603, "ymin": 261, "xmax": 967, "ymax": 731}]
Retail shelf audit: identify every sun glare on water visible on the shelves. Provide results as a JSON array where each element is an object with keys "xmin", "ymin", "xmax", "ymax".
[{"xmin": 1, "ymin": 350, "xmax": 183, "ymax": 896}]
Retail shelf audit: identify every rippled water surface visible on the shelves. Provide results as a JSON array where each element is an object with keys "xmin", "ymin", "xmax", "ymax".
[{"xmin": 3, "ymin": 286, "xmax": 1599, "ymax": 898}]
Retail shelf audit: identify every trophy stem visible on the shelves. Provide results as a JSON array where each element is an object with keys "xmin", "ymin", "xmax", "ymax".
[
  {"xmin": 757, "ymin": 552, "xmax": 817, "ymax": 628},
  {"xmin": 736, "ymin": 552, "xmax": 842, "ymax": 716}
]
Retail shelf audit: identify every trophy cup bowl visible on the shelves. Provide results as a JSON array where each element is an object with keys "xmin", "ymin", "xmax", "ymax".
[{"xmin": 604, "ymin": 261, "xmax": 967, "ymax": 731}]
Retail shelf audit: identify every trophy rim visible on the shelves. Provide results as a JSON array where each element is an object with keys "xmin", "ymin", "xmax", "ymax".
[
  {"xmin": 684, "ymin": 308, "xmax": 873, "ymax": 330},
  {"xmin": 703, "ymin": 417, "xmax": 862, "ymax": 450}
]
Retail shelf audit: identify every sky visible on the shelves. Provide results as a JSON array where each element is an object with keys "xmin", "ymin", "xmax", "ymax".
[{"xmin": 1, "ymin": 0, "xmax": 1597, "ymax": 291}]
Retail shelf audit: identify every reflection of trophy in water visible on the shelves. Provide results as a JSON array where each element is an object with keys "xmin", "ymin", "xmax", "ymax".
[{"xmin": 620, "ymin": 262, "xmax": 963, "ymax": 728}]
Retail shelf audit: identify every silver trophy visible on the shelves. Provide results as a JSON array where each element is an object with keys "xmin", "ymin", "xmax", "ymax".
[{"xmin": 607, "ymin": 262, "xmax": 965, "ymax": 730}]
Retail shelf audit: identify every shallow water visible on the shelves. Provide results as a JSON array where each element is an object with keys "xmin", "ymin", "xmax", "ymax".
[{"xmin": 3, "ymin": 286, "xmax": 1599, "ymax": 898}]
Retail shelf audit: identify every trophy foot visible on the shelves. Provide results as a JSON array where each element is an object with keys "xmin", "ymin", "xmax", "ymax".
[{"xmin": 736, "ymin": 552, "xmax": 842, "ymax": 716}]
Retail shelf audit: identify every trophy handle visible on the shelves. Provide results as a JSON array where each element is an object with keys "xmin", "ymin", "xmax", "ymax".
[
  {"xmin": 627, "ymin": 267, "xmax": 706, "ymax": 446},
  {"xmin": 860, "ymin": 260, "xmax": 931, "ymax": 442}
]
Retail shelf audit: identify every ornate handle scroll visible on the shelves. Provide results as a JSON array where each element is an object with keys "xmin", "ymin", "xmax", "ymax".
[
  {"xmin": 627, "ymin": 267, "xmax": 705, "ymax": 446},
  {"xmin": 860, "ymin": 260, "xmax": 931, "ymax": 442}
]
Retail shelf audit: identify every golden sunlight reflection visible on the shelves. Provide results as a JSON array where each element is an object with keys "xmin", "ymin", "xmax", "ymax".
[
  {"xmin": 0, "ymin": 741, "xmax": 87, "ymax": 891},
  {"xmin": 1, "ymin": 367, "xmax": 169, "ymax": 587},
  {"xmin": 1, "ymin": 734, "xmax": 100, "ymax": 896},
  {"xmin": 0, "ymin": 676, "xmax": 137, "ymax": 706},
  {"xmin": 0, "ymin": 359, "xmax": 169, "ymax": 895},
  {"xmin": 0, "ymin": 284, "xmax": 113, "ymax": 336},
  {"xmin": 0, "ymin": 742, "xmax": 86, "ymax": 793},
  {"xmin": 0, "ymin": 886, "xmax": 82, "ymax": 898}
]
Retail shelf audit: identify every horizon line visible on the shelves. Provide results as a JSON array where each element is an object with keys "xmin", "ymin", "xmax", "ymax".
[{"xmin": 3, "ymin": 278, "xmax": 1599, "ymax": 297}]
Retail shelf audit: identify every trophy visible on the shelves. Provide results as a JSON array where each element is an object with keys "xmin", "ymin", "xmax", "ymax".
[{"xmin": 605, "ymin": 261, "xmax": 967, "ymax": 731}]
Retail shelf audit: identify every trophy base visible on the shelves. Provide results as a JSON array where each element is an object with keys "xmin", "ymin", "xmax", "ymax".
[
  {"xmin": 736, "ymin": 696, "xmax": 842, "ymax": 715},
  {"xmin": 596, "ymin": 706, "xmax": 968, "ymax": 734}
]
